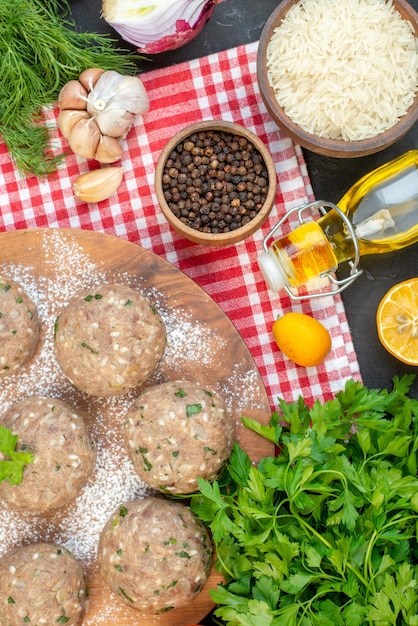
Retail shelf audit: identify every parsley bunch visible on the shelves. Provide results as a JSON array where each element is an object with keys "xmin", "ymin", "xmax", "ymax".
[{"xmin": 191, "ymin": 375, "xmax": 418, "ymax": 625}]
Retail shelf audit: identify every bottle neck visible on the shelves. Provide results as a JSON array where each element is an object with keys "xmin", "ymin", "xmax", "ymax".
[
  {"xmin": 258, "ymin": 200, "xmax": 365, "ymax": 299},
  {"xmin": 318, "ymin": 209, "xmax": 357, "ymax": 265}
]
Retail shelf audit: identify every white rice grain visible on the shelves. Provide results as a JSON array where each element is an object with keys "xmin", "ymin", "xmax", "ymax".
[{"xmin": 266, "ymin": 0, "xmax": 418, "ymax": 140}]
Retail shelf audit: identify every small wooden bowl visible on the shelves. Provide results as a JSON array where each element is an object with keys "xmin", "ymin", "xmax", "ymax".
[
  {"xmin": 154, "ymin": 120, "xmax": 277, "ymax": 246},
  {"xmin": 257, "ymin": 0, "xmax": 418, "ymax": 158}
]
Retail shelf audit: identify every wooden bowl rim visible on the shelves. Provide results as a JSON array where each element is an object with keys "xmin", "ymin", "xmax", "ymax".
[
  {"xmin": 154, "ymin": 120, "xmax": 277, "ymax": 246},
  {"xmin": 257, "ymin": 0, "xmax": 418, "ymax": 158}
]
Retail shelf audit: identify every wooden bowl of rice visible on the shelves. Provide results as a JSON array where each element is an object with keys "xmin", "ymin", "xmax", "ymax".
[{"xmin": 257, "ymin": 0, "xmax": 418, "ymax": 158}]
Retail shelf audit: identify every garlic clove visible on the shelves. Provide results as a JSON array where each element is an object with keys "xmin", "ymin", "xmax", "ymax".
[
  {"xmin": 73, "ymin": 167, "xmax": 124, "ymax": 203},
  {"xmin": 79, "ymin": 67, "xmax": 105, "ymax": 92},
  {"xmin": 68, "ymin": 118, "xmax": 101, "ymax": 160},
  {"xmin": 94, "ymin": 134, "xmax": 123, "ymax": 163},
  {"xmin": 108, "ymin": 75, "xmax": 150, "ymax": 115},
  {"xmin": 58, "ymin": 80, "xmax": 88, "ymax": 110},
  {"xmin": 57, "ymin": 110, "xmax": 90, "ymax": 139},
  {"xmin": 92, "ymin": 108, "xmax": 135, "ymax": 138}
]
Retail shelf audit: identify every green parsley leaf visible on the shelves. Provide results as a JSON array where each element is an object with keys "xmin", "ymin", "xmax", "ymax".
[
  {"xmin": 81, "ymin": 342, "xmax": 98, "ymax": 354},
  {"xmin": 186, "ymin": 403, "xmax": 202, "ymax": 417},
  {"xmin": 190, "ymin": 376, "xmax": 418, "ymax": 625},
  {"xmin": 118, "ymin": 587, "xmax": 133, "ymax": 603},
  {"xmin": 0, "ymin": 425, "xmax": 34, "ymax": 485}
]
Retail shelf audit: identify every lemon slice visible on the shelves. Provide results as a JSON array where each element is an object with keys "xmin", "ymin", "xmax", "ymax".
[{"xmin": 376, "ymin": 278, "xmax": 418, "ymax": 365}]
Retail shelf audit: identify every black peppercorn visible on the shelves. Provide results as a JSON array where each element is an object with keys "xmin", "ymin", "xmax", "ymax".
[{"xmin": 161, "ymin": 129, "xmax": 270, "ymax": 234}]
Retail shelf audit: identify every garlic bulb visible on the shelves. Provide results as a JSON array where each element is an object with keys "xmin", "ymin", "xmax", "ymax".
[
  {"xmin": 57, "ymin": 68, "xmax": 149, "ymax": 162},
  {"xmin": 86, "ymin": 70, "xmax": 149, "ymax": 137}
]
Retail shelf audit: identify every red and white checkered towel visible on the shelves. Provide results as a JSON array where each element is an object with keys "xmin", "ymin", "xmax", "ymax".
[{"xmin": 0, "ymin": 41, "xmax": 361, "ymax": 410}]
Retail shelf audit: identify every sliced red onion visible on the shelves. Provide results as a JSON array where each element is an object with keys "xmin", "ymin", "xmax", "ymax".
[{"xmin": 102, "ymin": 0, "xmax": 226, "ymax": 54}]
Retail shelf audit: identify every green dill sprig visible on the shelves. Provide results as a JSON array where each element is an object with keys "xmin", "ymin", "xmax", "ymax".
[{"xmin": 0, "ymin": 0, "xmax": 144, "ymax": 177}]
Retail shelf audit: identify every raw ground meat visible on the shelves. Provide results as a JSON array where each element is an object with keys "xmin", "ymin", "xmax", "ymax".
[
  {"xmin": 123, "ymin": 380, "xmax": 234, "ymax": 493},
  {"xmin": 97, "ymin": 497, "xmax": 212, "ymax": 614},
  {"xmin": 0, "ymin": 395, "xmax": 96, "ymax": 512},
  {"xmin": 54, "ymin": 283, "xmax": 166, "ymax": 397},
  {"xmin": 0, "ymin": 275, "xmax": 40, "ymax": 379},
  {"xmin": 0, "ymin": 542, "xmax": 87, "ymax": 626}
]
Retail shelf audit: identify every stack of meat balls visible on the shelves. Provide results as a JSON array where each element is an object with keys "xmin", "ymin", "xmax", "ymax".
[
  {"xmin": 98, "ymin": 379, "xmax": 234, "ymax": 614},
  {"xmin": 0, "ymin": 280, "xmax": 235, "ymax": 619},
  {"xmin": 0, "ymin": 278, "xmax": 93, "ymax": 626}
]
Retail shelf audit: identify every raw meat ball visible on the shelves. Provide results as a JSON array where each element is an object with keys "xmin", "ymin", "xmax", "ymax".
[
  {"xmin": 124, "ymin": 380, "xmax": 234, "ymax": 493},
  {"xmin": 0, "ymin": 542, "xmax": 87, "ymax": 626},
  {"xmin": 54, "ymin": 283, "xmax": 166, "ymax": 397},
  {"xmin": 0, "ymin": 275, "xmax": 39, "ymax": 378},
  {"xmin": 97, "ymin": 497, "xmax": 212, "ymax": 614},
  {"xmin": 0, "ymin": 395, "xmax": 96, "ymax": 512}
]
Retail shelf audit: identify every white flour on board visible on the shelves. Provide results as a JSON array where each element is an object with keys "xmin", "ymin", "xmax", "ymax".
[{"xmin": 0, "ymin": 229, "xmax": 265, "ymax": 622}]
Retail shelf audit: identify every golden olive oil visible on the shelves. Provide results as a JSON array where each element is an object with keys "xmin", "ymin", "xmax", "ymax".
[{"xmin": 258, "ymin": 150, "xmax": 418, "ymax": 297}]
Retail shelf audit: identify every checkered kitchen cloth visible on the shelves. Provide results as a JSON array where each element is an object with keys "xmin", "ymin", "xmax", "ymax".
[{"xmin": 0, "ymin": 40, "xmax": 361, "ymax": 410}]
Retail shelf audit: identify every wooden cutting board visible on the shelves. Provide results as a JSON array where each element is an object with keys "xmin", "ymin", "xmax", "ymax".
[{"xmin": 0, "ymin": 229, "xmax": 274, "ymax": 625}]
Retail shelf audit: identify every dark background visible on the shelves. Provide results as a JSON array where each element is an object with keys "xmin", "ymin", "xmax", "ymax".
[
  {"xmin": 69, "ymin": 1, "xmax": 417, "ymax": 623},
  {"xmin": 69, "ymin": 0, "xmax": 418, "ymax": 401}
]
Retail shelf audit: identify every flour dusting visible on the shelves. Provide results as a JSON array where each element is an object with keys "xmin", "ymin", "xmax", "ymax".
[{"xmin": 0, "ymin": 229, "xmax": 267, "ymax": 623}]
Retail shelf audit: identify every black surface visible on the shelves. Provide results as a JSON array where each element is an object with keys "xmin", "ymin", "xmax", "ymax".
[
  {"xmin": 68, "ymin": 0, "xmax": 418, "ymax": 397},
  {"xmin": 67, "ymin": 1, "xmax": 418, "ymax": 624}
]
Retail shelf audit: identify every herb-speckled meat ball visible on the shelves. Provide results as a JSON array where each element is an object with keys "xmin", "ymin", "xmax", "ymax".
[
  {"xmin": 0, "ymin": 396, "xmax": 96, "ymax": 512},
  {"xmin": 54, "ymin": 283, "xmax": 166, "ymax": 397},
  {"xmin": 0, "ymin": 275, "xmax": 39, "ymax": 378},
  {"xmin": 97, "ymin": 497, "xmax": 212, "ymax": 615},
  {"xmin": 0, "ymin": 542, "xmax": 87, "ymax": 626},
  {"xmin": 123, "ymin": 380, "xmax": 234, "ymax": 494}
]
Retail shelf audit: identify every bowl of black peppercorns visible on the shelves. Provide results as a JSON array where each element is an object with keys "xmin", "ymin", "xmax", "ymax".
[{"xmin": 154, "ymin": 120, "xmax": 277, "ymax": 246}]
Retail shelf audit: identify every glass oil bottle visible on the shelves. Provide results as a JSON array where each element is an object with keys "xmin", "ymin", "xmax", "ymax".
[{"xmin": 258, "ymin": 150, "xmax": 418, "ymax": 300}]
